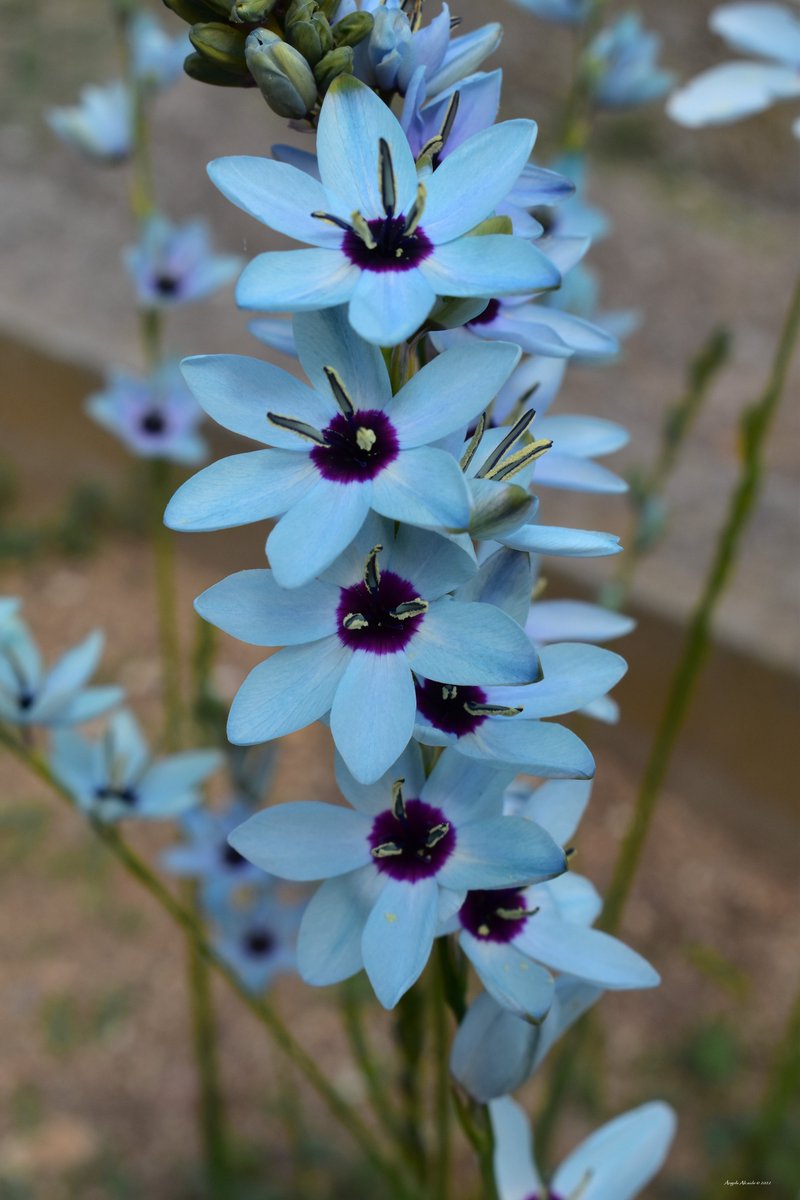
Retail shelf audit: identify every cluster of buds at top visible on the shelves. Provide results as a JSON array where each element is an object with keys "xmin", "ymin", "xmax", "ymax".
[{"xmin": 164, "ymin": 0, "xmax": 374, "ymax": 118}]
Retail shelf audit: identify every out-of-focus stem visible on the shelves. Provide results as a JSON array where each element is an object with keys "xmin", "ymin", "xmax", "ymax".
[
  {"xmin": 558, "ymin": 0, "xmax": 610, "ymax": 153},
  {"xmin": 0, "ymin": 727, "xmax": 415, "ymax": 1200},
  {"xmin": 340, "ymin": 980, "xmax": 405, "ymax": 1146},
  {"xmin": 431, "ymin": 949, "xmax": 453, "ymax": 1200},
  {"xmin": 600, "ymin": 273, "xmax": 800, "ymax": 938}
]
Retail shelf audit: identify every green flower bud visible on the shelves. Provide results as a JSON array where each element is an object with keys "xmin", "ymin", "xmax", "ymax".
[
  {"xmin": 288, "ymin": 13, "xmax": 333, "ymax": 66},
  {"xmin": 229, "ymin": 0, "xmax": 279, "ymax": 22},
  {"xmin": 163, "ymin": 0, "xmax": 222, "ymax": 26},
  {"xmin": 317, "ymin": 0, "xmax": 339, "ymax": 17},
  {"xmin": 313, "ymin": 44, "xmax": 353, "ymax": 93},
  {"xmin": 183, "ymin": 51, "xmax": 253, "ymax": 85},
  {"xmin": 189, "ymin": 22, "xmax": 248, "ymax": 72},
  {"xmin": 245, "ymin": 28, "xmax": 318, "ymax": 117},
  {"xmin": 332, "ymin": 11, "xmax": 374, "ymax": 48}
]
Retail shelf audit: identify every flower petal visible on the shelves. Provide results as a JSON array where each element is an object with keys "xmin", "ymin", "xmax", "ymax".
[
  {"xmin": 228, "ymin": 801, "xmax": 372, "ymax": 881},
  {"xmin": 518, "ymin": 778, "xmax": 593, "ymax": 845},
  {"xmin": 461, "ymin": 935, "xmax": 554, "ymax": 1020},
  {"xmin": 422, "ymin": 236, "xmax": 560, "ymax": 297},
  {"xmin": 437, "ymin": 816, "xmax": 565, "ymax": 891},
  {"xmin": 362, "ymin": 876, "xmax": 439, "ymax": 1008},
  {"xmin": 452, "ymin": 997, "xmax": 539, "ymax": 1105},
  {"xmin": 207, "ymin": 156, "xmax": 341, "ymax": 247},
  {"xmin": 293, "ymin": 306, "xmax": 391, "ymax": 410},
  {"xmin": 227, "ymin": 639, "xmax": 349, "ymax": 744},
  {"xmin": 525, "ymin": 600, "xmax": 635, "ymax": 644},
  {"xmin": 667, "ymin": 60, "xmax": 800, "ymax": 127},
  {"xmin": 348, "ymin": 269, "xmax": 436, "ymax": 346},
  {"xmin": 371, "ymin": 446, "xmax": 472, "ymax": 529},
  {"xmin": 502, "ymin": 524, "xmax": 622, "ymax": 557},
  {"xmin": 408, "ymin": 600, "xmax": 539, "ymax": 685},
  {"xmin": 553, "ymin": 1102, "xmax": 676, "ymax": 1200},
  {"xmin": 165, "ymin": 451, "xmax": 317, "ymax": 532},
  {"xmin": 298, "ymin": 865, "xmax": 383, "ymax": 985},
  {"xmin": 490, "ymin": 643, "xmax": 627, "ymax": 718},
  {"xmin": 195, "ymin": 570, "xmax": 339, "ymax": 646},
  {"xmin": 489, "ymin": 1097, "xmax": 543, "ymax": 1200},
  {"xmin": 515, "ymin": 917, "xmax": 660, "ymax": 989},
  {"xmin": 236, "ymin": 249, "xmax": 358, "ymax": 312},
  {"xmin": 461, "ymin": 718, "xmax": 595, "ymax": 777},
  {"xmin": 267, "ymin": 477, "xmax": 372, "ymax": 589},
  {"xmin": 330, "ymin": 650, "xmax": 417, "ymax": 784}
]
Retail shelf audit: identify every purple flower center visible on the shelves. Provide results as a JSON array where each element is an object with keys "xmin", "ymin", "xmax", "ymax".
[
  {"xmin": 244, "ymin": 927, "xmax": 276, "ymax": 957},
  {"xmin": 310, "ymin": 409, "xmax": 399, "ymax": 483},
  {"xmin": 369, "ymin": 798, "xmax": 455, "ymax": 881},
  {"xmin": 337, "ymin": 570, "xmax": 425, "ymax": 654},
  {"xmin": 415, "ymin": 679, "xmax": 489, "ymax": 737},
  {"xmin": 154, "ymin": 273, "xmax": 179, "ymax": 296},
  {"xmin": 140, "ymin": 409, "xmax": 167, "ymax": 436},
  {"xmin": 343, "ymin": 217, "xmax": 433, "ymax": 273},
  {"xmin": 468, "ymin": 298, "xmax": 501, "ymax": 328},
  {"xmin": 458, "ymin": 888, "xmax": 530, "ymax": 943},
  {"xmin": 94, "ymin": 784, "xmax": 137, "ymax": 807}
]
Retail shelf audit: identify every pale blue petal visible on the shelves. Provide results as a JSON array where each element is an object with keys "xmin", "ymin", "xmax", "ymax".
[
  {"xmin": 317, "ymin": 76, "xmax": 418, "ymax": 216},
  {"xmin": 50, "ymin": 729, "xmax": 97, "ymax": 802},
  {"xmin": 107, "ymin": 709, "xmax": 149, "ymax": 779},
  {"xmin": 194, "ymin": 570, "xmax": 338, "ymax": 646},
  {"xmin": 408, "ymin": 600, "xmax": 539, "ymax": 685},
  {"xmin": 348, "ymin": 268, "xmax": 436, "ymax": 346},
  {"xmin": 422, "ymin": 120, "xmax": 537, "ymax": 241},
  {"xmin": 35, "ymin": 631, "xmax": 104, "ymax": 720},
  {"xmin": 236, "ymin": 249, "xmax": 358, "ymax": 312},
  {"xmin": 497, "ymin": 307, "xmax": 619, "ymax": 359},
  {"xmin": 519, "ymin": 778, "xmax": 593, "ymax": 845},
  {"xmin": 460, "ymin": 718, "xmax": 595, "ymax": 777},
  {"xmin": 461, "ymin": 935, "xmax": 554, "ymax": 1020},
  {"xmin": 165, "ymin": 451, "xmax": 317, "ymax": 531},
  {"xmin": 490, "ymin": 1097, "xmax": 542, "ymax": 1200},
  {"xmin": 710, "ymin": 3, "xmax": 800, "ymax": 66},
  {"xmin": 553, "ymin": 1102, "xmax": 676, "ymax": 1200},
  {"xmin": 494, "ymin": 356, "xmax": 566, "ymax": 422},
  {"xmin": 228, "ymin": 639, "xmax": 349, "ymax": 744},
  {"xmin": 181, "ymin": 354, "xmax": 333, "ymax": 446},
  {"xmin": 362, "ymin": 876, "xmax": 439, "ymax": 1008},
  {"xmin": 502, "ymin": 524, "xmax": 622, "ymax": 557},
  {"xmin": 248, "ymin": 316, "xmax": 297, "ymax": 358},
  {"xmin": 207, "ymin": 156, "xmax": 341, "ymax": 246},
  {"xmin": 437, "ymin": 816, "xmax": 565, "ymax": 891},
  {"xmin": 667, "ymin": 61, "xmax": 800, "ymax": 126},
  {"xmin": 535, "ymin": 414, "xmax": 629, "ymax": 457},
  {"xmin": 516, "ymin": 917, "xmax": 660, "ymax": 989},
  {"xmin": 267, "ymin": 478, "xmax": 372, "ymax": 589},
  {"xmin": 228, "ymin": 801, "xmax": 372, "ymax": 880},
  {"xmin": 271, "ymin": 143, "xmax": 321, "ymax": 179},
  {"xmin": 423, "ymin": 750, "xmax": 513, "ymax": 824},
  {"xmin": 490, "ymin": 643, "xmax": 627, "ymax": 717},
  {"xmin": 422, "ymin": 236, "xmax": 560, "ymax": 298},
  {"xmin": 330, "ymin": 651, "xmax": 416, "ymax": 784},
  {"xmin": 525, "ymin": 600, "xmax": 635, "ymax": 644},
  {"xmin": 293, "ymin": 306, "xmax": 391, "ymax": 410},
  {"xmin": 452, "ymin": 996, "xmax": 538, "ymax": 1104},
  {"xmin": 425, "ymin": 23, "xmax": 503, "ymax": 95},
  {"xmin": 335, "ymin": 742, "xmax": 427, "ymax": 814},
  {"xmin": 533, "ymin": 454, "xmax": 627, "ymax": 494},
  {"xmin": 387, "ymin": 342, "xmax": 520, "ymax": 448},
  {"xmin": 56, "ymin": 687, "xmax": 125, "ymax": 725},
  {"xmin": 319, "ymin": 510, "xmax": 391, "ymax": 587},
  {"xmin": 542, "ymin": 872, "xmax": 602, "ymax": 925},
  {"xmin": 138, "ymin": 750, "xmax": 222, "ymax": 812},
  {"xmin": 455, "ymin": 547, "xmax": 534, "ymax": 624},
  {"xmin": 298, "ymin": 866, "xmax": 383, "ymax": 985},
  {"xmin": 371, "ymin": 447, "xmax": 471, "ymax": 529},
  {"xmin": 384, "ymin": 526, "xmax": 477, "ymax": 598}
]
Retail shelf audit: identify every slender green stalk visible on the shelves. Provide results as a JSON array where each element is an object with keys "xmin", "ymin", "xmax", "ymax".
[
  {"xmin": 340, "ymin": 980, "xmax": 405, "ymax": 1146},
  {"xmin": 148, "ymin": 459, "xmax": 184, "ymax": 751},
  {"xmin": 558, "ymin": 0, "xmax": 610, "ymax": 154},
  {"xmin": 600, "ymin": 273, "xmax": 800, "ymax": 938},
  {"xmin": 394, "ymin": 984, "xmax": 429, "ymax": 1185},
  {"xmin": 431, "ymin": 948, "xmax": 453, "ymax": 1200},
  {"xmin": 0, "ymin": 727, "xmax": 415, "ymax": 1200}
]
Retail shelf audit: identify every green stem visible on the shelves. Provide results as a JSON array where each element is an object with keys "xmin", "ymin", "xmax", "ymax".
[
  {"xmin": 148, "ymin": 459, "xmax": 184, "ymax": 752},
  {"xmin": 0, "ymin": 728, "xmax": 415, "ymax": 1200},
  {"xmin": 340, "ymin": 980, "xmax": 405, "ymax": 1147},
  {"xmin": 600, "ymin": 272, "xmax": 800, "ymax": 938},
  {"xmin": 394, "ymin": 984, "xmax": 429, "ymax": 1185},
  {"xmin": 431, "ymin": 948, "xmax": 452, "ymax": 1200},
  {"xmin": 558, "ymin": 0, "xmax": 609, "ymax": 154}
]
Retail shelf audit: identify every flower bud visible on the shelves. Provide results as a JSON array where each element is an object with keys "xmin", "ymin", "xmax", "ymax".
[
  {"xmin": 245, "ymin": 29, "xmax": 318, "ymax": 117},
  {"xmin": 229, "ymin": 0, "xmax": 279, "ymax": 22},
  {"xmin": 285, "ymin": 2, "xmax": 333, "ymax": 67},
  {"xmin": 313, "ymin": 44, "xmax": 353, "ymax": 94},
  {"xmin": 189, "ymin": 21, "xmax": 248, "ymax": 72},
  {"xmin": 183, "ymin": 50, "xmax": 252, "ymax": 85},
  {"xmin": 332, "ymin": 11, "xmax": 374, "ymax": 48},
  {"xmin": 163, "ymin": 0, "xmax": 222, "ymax": 27}
]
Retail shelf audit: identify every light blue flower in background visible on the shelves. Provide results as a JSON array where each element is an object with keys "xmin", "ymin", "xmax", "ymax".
[
  {"xmin": 667, "ymin": 2, "xmax": 800, "ymax": 135},
  {"xmin": 51, "ymin": 709, "xmax": 221, "ymax": 823},
  {"xmin": 212, "ymin": 886, "xmax": 302, "ymax": 993},
  {"xmin": 451, "ymin": 976, "xmax": 601, "ymax": 1102},
  {"xmin": 0, "ymin": 627, "xmax": 122, "ymax": 728},
  {"xmin": 87, "ymin": 362, "xmax": 207, "ymax": 465},
  {"xmin": 124, "ymin": 216, "xmax": 241, "ymax": 310},
  {"xmin": 507, "ymin": 0, "xmax": 589, "ymax": 24},
  {"xmin": 46, "ymin": 80, "xmax": 132, "ymax": 163},
  {"xmin": 587, "ymin": 14, "xmax": 674, "ymax": 110},
  {"xmin": 208, "ymin": 76, "xmax": 559, "ymax": 345},
  {"xmin": 165, "ymin": 307, "xmax": 520, "ymax": 586},
  {"xmin": 163, "ymin": 799, "xmax": 266, "ymax": 894},
  {"xmin": 231, "ymin": 745, "xmax": 566, "ymax": 1008},
  {"xmin": 490, "ymin": 1097, "xmax": 676, "ymax": 1200},
  {"xmin": 531, "ymin": 415, "xmax": 628, "ymax": 494},
  {"xmin": 195, "ymin": 515, "xmax": 541, "ymax": 783},
  {"xmin": 0, "ymin": 598, "xmax": 25, "ymax": 647},
  {"xmin": 129, "ymin": 11, "xmax": 192, "ymax": 92}
]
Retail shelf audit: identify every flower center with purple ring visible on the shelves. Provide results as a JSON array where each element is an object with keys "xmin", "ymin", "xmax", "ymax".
[
  {"xmin": 244, "ymin": 928, "xmax": 276, "ymax": 957},
  {"xmin": 524, "ymin": 1194, "xmax": 565, "ymax": 1200},
  {"xmin": 337, "ymin": 570, "xmax": 425, "ymax": 654},
  {"xmin": 458, "ymin": 887, "xmax": 530, "ymax": 943},
  {"xmin": 310, "ymin": 409, "xmax": 399, "ymax": 483},
  {"xmin": 343, "ymin": 217, "xmax": 433, "ymax": 274},
  {"xmin": 140, "ymin": 409, "xmax": 167, "ymax": 436},
  {"xmin": 467, "ymin": 298, "xmax": 501, "ymax": 328},
  {"xmin": 369, "ymin": 798, "xmax": 455, "ymax": 882},
  {"xmin": 415, "ymin": 679, "xmax": 489, "ymax": 737},
  {"xmin": 154, "ymin": 273, "xmax": 179, "ymax": 296}
]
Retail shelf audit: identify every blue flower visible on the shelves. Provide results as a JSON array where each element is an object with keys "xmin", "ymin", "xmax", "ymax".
[
  {"xmin": 124, "ymin": 216, "xmax": 241, "ymax": 309},
  {"xmin": 667, "ymin": 2, "xmax": 800, "ymax": 135},
  {"xmin": 163, "ymin": 799, "xmax": 266, "ymax": 894},
  {"xmin": 490, "ymin": 1097, "xmax": 676, "ymax": 1200},
  {"xmin": 50, "ymin": 710, "xmax": 221, "ymax": 823},
  {"xmin": 86, "ymin": 362, "xmax": 207, "ymax": 465},
  {"xmin": 129, "ymin": 12, "xmax": 192, "ymax": 92},
  {"xmin": 208, "ymin": 76, "xmax": 559, "ymax": 345},
  {"xmin": 449, "ymin": 777, "xmax": 658, "ymax": 1019},
  {"xmin": 230, "ymin": 745, "xmax": 566, "ymax": 1008},
  {"xmin": 0, "ymin": 626, "xmax": 122, "ymax": 728},
  {"xmin": 195, "ymin": 515, "xmax": 541, "ymax": 783},
  {"xmin": 46, "ymin": 80, "xmax": 132, "ymax": 163},
  {"xmin": 0, "ymin": 598, "xmax": 24, "ymax": 646},
  {"xmin": 586, "ymin": 15, "xmax": 674, "ymax": 110},
  {"xmin": 451, "ymin": 977, "xmax": 601, "ymax": 1102},
  {"xmin": 530, "ymin": 415, "xmax": 628, "ymax": 494},
  {"xmin": 166, "ymin": 307, "xmax": 519, "ymax": 585},
  {"xmin": 507, "ymin": 0, "xmax": 589, "ymax": 25},
  {"xmin": 212, "ymin": 886, "xmax": 301, "ymax": 993}
]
